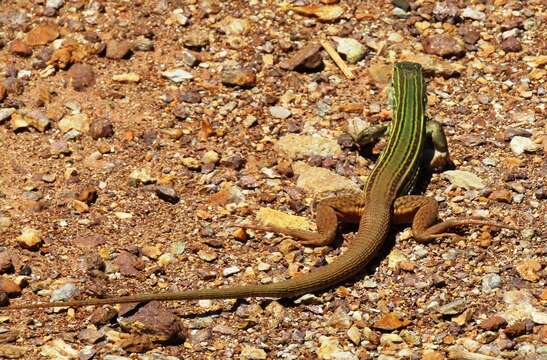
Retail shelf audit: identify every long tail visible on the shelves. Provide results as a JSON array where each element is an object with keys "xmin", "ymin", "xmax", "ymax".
[{"xmin": 5, "ymin": 224, "xmax": 387, "ymax": 310}]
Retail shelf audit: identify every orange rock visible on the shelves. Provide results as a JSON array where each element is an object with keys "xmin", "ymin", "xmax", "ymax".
[
  {"xmin": 26, "ymin": 23, "xmax": 59, "ymax": 46},
  {"xmin": 373, "ymin": 312, "xmax": 411, "ymax": 331},
  {"xmin": 9, "ymin": 39, "xmax": 32, "ymax": 57}
]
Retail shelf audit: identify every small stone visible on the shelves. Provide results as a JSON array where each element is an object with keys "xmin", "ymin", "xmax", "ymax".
[
  {"xmin": 480, "ymin": 315, "xmax": 508, "ymax": 331},
  {"xmin": 172, "ymin": 9, "xmax": 189, "ymax": 26},
  {"xmin": 240, "ymin": 345, "xmax": 267, "ymax": 360},
  {"xmin": 0, "ymin": 278, "xmax": 21, "ymax": 296},
  {"xmin": 422, "ymin": 34, "xmax": 465, "ymax": 58},
  {"xmin": 89, "ymin": 118, "xmax": 114, "ymax": 139},
  {"xmin": 326, "ymin": 307, "xmax": 351, "ymax": 330},
  {"xmin": 380, "ymin": 333, "xmax": 404, "ymax": 345},
  {"xmin": 373, "ymin": 313, "xmax": 411, "ymax": 331},
  {"xmin": 201, "ymin": 150, "xmax": 219, "ymax": 165},
  {"xmin": 482, "ymin": 273, "xmax": 502, "ymax": 291},
  {"xmin": 510, "ymin": 136, "xmax": 539, "ymax": 155},
  {"xmin": 222, "ymin": 266, "xmax": 240, "ymax": 277},
  {"xmin": 183, "ymin": 29, "xmax": 209, "ymax": 48},
  {"xmin": 197, "ymin": 249, "xmax": 217, "ymax": 262},
  {"xmin": 515, "ymin": 259, "xmax": 542, "ymax": 282},
  {"xmin": 46, "ymin": 0, "xmax": 65, "ymax": 9},
  {"xmin": 129, "ymin": 167, "xmax": 156, "ymax": 185},
  {"xmin": 269, "ymin": 106, "xmax": 292, "ymax": 119},
  {"xmin": 438, "ymin": 299, "xmax": 467, "ymax": 315},
  {"xmin": 432, "ymin": 2, "xmax": 460, "ymax": 23},
  {"xmin": 25, "ymin": 23, "xmax": 59, "ymax": 46},
  {"xmin": 112, "ymin": 72, "xmax": 140, "ymax": 83},
  {"xmin": 347, "ymin": 326, "xmax": 361, "ymax": 345},
  {"xmin": 459, "ymin": 25, "xmax": 481, "ymax": 44},
  {"xmin": 119, "ymin": 302, "xmax": 186, "ymax": 342},
  {"xmin": 181, "ymin": 50, "xmax": 199, "ymax": 67},
  {"xmin": 155, "ymin": 186, "xmax": 179, "ymax": 204},
  {"xmin": 162, "ymin": 69, "xmax": 193, "ymax": 82},
  {"xmin": 105, "ymin": 40, "xmax": 132, "ymax": 59},
  {"xmin": 9, "ymin": 39, "xmax": 32, "ymax": 57},
  {"xmin": 461, "ymin": 6, "xmax": 486, "ymax": 21},
  {"xmin": 158, "ymin": 253, "xmax": 175, "ymax": 266},
  {"xmin": 332, "ymin": 37, "xmax": 366, "ymax": 64},
  {"xmin": 476, "ymin": 331, "xmax": 498, "ymax": 344},
  {"xmin": 220, "ymin": 17, "xmax": 250, "ymax": 35},
  {"xmin": 504, "ymin": 319, "xmax": 533, "ymax": 338},
  {"xmin": 50, "ymin": 283, "xmax": 79, "ymax": 302},
  {"xmin": 501, "ymin": 37, "xmax": 522, "ymax": 52},
  {"xmin": 58, "ymin": 113, "xmax": 90, "ymax": 134},
  {"xmin": 78, "ymin": 328, "xmax": 103, "ymax": 344},
  {"xmin": 488, "ymin": 189, "xmax": 513, "ymax": 203},
  {"xmin": 0, "ymin": 252, "xmax": 14, "ymax": 274},
  {"xmin": 292, "ymin": 4, "xmax": 344, "ymax": 22},
  {"xmin": 181, "ymin": 157, "xmax": 200, "ymax": 170},
  {"xmin": 89, "ymin": 306, "xmax": 118, "ymax": 325},
  {"xmin": 67, "ymin": 64, "xmax": 96, "ymax": 91},
  {"xmin": 141, "ymin": 245, "xmax": 161, "ymax": 259},
  {"xmin": 279, "ymin": 42, "xmax": 322, "ymax": 71},
  {"xmin": 221, "ymin": 67, "xmax": 256, "ymax": 87},
  {"xmin": 111, "ymin": 251, "xmax": 143, "ymax": 276},
  {"xmin": 17, "ymin": 228, "xmax": 43, "ymax": 250},
  {"xmin": 442, "ymin": 170, "xmax": 485, "ymax": 190}
]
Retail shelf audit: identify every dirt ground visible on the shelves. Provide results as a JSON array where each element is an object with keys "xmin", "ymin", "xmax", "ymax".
[{"xmin": 0, "ymin": 0, "xmax": 545, "ymax": 359}]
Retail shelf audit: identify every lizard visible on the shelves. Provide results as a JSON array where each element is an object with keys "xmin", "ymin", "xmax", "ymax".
[{"xmin": 5, "ymin": 62, "xmax": 518, "ymax": 310}]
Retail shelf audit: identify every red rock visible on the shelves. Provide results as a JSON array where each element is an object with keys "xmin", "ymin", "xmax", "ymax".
[
  {"xmin": 500, "ymin": 36, "xmax": 522, "ymax": 53},
  {"xmin": 105, "ymin": 40, "xmax": 132, "ymax": 59},
  {"xmin": 479, "ymin": 315, "xmax": 507, "ymax": 331},
  {"xmin": 504, "ymin": 319, "xmax": 533, "ymax": 338},
  {"xmin": 422, "ymin": 34, "xmax": 465, "ymax": 58},
  {"xmin": 67, "ymin": 63, "xmax": 96, "ymax": 91},
  {"xmin": 0, "ymin": 84, "xmax": 6, "ymax": 101},
  {"xmin": 279, "ymin": 42, "xmax": 323, "ymax": 70},
  {"xmin": 9, "ymin": 39, "xmax": 32, "ymax": 57},
  {"xmin": 25, "ymin": 23, "xmax": 59, "ymax": 46},
  {"xmin": 89, "ymin": 306, "xmax": 118, "ymax": 325},
  {"xmin": 111, "ymin": 251, "xmax": 144, "ymax": 276},
  {"xmin": 373, "ymin": 313, "xmax": 411, "ymax": 331},
  {"xmin": 0, "ymin": 253, "xmax": 14, "ymax": 274},
  {"xmin": 0, "ymin": 278, "xmax": 21, "ymax": 296},
  {"xmin": 72, "ymin": 234, "xmax": 105, "ymax": 248},
  {"xmin": 119, "ymin": 301, "xmax": 187, "ymax": 342},
  {"xmin": 488, "ymin": 189, "xmax": 513, "ymax": 203},
  {"xmin": 89, "ymin": 118, "xmax": 114, "ymax": 139}
]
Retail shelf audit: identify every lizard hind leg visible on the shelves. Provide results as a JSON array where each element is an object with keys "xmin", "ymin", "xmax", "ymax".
[
  {"xmin": 393, "ymin": 195, "xmax": 518, "ymax": 243},
  {"xmin": 238, "ymin": 195, "xmax": 365, "ymax": 247}
]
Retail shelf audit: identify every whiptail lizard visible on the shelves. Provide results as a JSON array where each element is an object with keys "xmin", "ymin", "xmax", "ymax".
[{"xmin": 5, "ymin": 62, "xmax": 518, "ymax": 310}]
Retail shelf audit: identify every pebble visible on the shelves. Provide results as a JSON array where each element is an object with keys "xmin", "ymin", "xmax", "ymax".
[
  {"xmin": 316, "ymin": 336, "xmax": 357, "ymax": 360},
  {"xmin": 197, "ymin": 249, "xmax": 217, "ymax": 262},
  {"xmin": 332, "ymin": 37, "xmax": 366, "ymax": 64},
  {"xmin": 46, "ymin": 0, "xmax": 64, "ymax": 9},
  {"xmin": 275, "ymin": 134, "xmax": 341, "ymax": 159},
  {"xmin": 438, "ymin": 299, "xmax": 467, "ymax": 315},
  {"xmin": 50, "ymin": 283, "xmax": 79, "ymax": 302},
  {"xmin": 112, "ymin": 72, "xmax": 140, "ymax": 83},
  {"xmin": 515, "ymin": 259, "xmax": 542, "ymax": 282},
  {"xmin": 510, "ymin": 136, "xmax": 539, "ymax": 155},
  {"xmin": 328, "ymin": 306, "xmax": 352, "ymax": 329},
  {"xmin": 78, "ymin": 328, "xmax": 103, "ymax": 344},
  {"xmin": 183, "ymin": 29, "xmax": 209, "ymax": 48},
  {"xmin": 432, "ymin": 1, "xmax": 459, "ymax": 22},
  {"xmin": 0, "ymin": 278, "xmax": 21, "ymax": 296},
  {"xmin": 488, "ymin": 189, "xmax": 513, "ymax": 203},
  {"xmin": 373, "ymin": 313, "xmax": 411, "ymax": 331},
  {"xmin": 25, "ymin": 23, "xmax": 59, "ymax": 46},
  {"xmin": 67, "ymin": 63, "xmax": 96, "ymax": 91},
  {"xmin": 0, "ymin": 108, "xmax": 16, "ymax": 123},
  {"xmin": 480, "ymin": 315, "xmax": 508, "ymax": 331},
  {"xmin": 462, "ymin": 6, "xmax": 486, "ymax": 21},
  {"xmin": 201, "ymin": 150, "xmax": 219, "ymax": 165},
  {"xmin": 222, "ymin": 266, "xmax": 240, "ymax": 277},
  {"xmin": 482, "ymin": 273, "xmax": 502, "ymax": 291},
  {"xmin": 172, "ymin": 9, "xmax": 189, "ymax": 26},
  {"xmin": 17, "ymin": 228, "xmax": 43, "ymax": 250},
  {"xmin": 221, "ymin": 67, "xmax": 256, "ymax": 87},
  {"xmin": 279, "ymin": 42, "xmax": 322, "ymax": 71},
  {"xmin": 58, "ymin": 113, "xmax": 90, "ymax": 134},
  {"xmin": 442, "ymin": 170, "xmax": 485, "ymax": 190},
  {"xmin": 162, "ymin": 68, "xmax": 193, "ymax": 82},
  {"xmin": 380, "ymin": 333, "xmax": 404, "ymax": 345},
  {"xmin": 105, "ymin": 40, "xmax": 132, "ymax": 59},
  {"xmin": 422, "ymin": 34, "xmax": 465, "ymax": 58},
  {"xmin": 501, "ymin": 36, "xmax": 522, "ymax": 52},
  {"xmin": 347, "ymin": 326, "xmax": 361, "ymax": 345},
  {"xmin": 269, "ymin": 106, "xmax": 292, "ymax": 119},
  {"xmin": 9, "ymin": 39, "xmax": 32, "ymax": 57},
  {"xmin": 155, "ymin": 186, "xmax": 179, "ymax": 204},
  {"xmin": 89, "ymin": 118, "xmax": 114, "ymax": 139},
  {"xmin": 240, "ymin": 345, "xmax": 267, "ymax": 360}
]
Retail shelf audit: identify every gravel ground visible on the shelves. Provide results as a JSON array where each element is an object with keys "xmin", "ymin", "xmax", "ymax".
[{"xmin": 0, "ymin": 1, "xmax": 545, "ymax": 359}]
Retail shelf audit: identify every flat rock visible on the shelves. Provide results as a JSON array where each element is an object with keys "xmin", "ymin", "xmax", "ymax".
[
  {"xmin": 293, "ymin": 161, "xmax": 360, "ymax": 194},
  {"xmin": 275, "ymin": 134, "xmax": 342, "ymax": 159}
]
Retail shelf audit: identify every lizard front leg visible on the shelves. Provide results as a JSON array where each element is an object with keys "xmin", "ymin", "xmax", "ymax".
[
  {"xmin": 239, "ymin": 195, "xmax": 366, "ymax": 246},
  {"xmin": 392, "ymin": 195, "xmax": 519, "ymax": 242}
]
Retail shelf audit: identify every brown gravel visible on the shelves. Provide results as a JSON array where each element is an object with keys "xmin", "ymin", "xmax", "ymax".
[{"xmin": 0, "ymin": 1, "xmax": 545, "ymax": 359}]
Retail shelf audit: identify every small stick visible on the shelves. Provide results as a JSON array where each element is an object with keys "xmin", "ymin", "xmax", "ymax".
[
  {"xmin": 448, "ymin": 348, "xmax": 499, "ymax": 360},
  {"xmin": 319, "ymin": 38, "xmax": 354, "ymax": 80}
]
